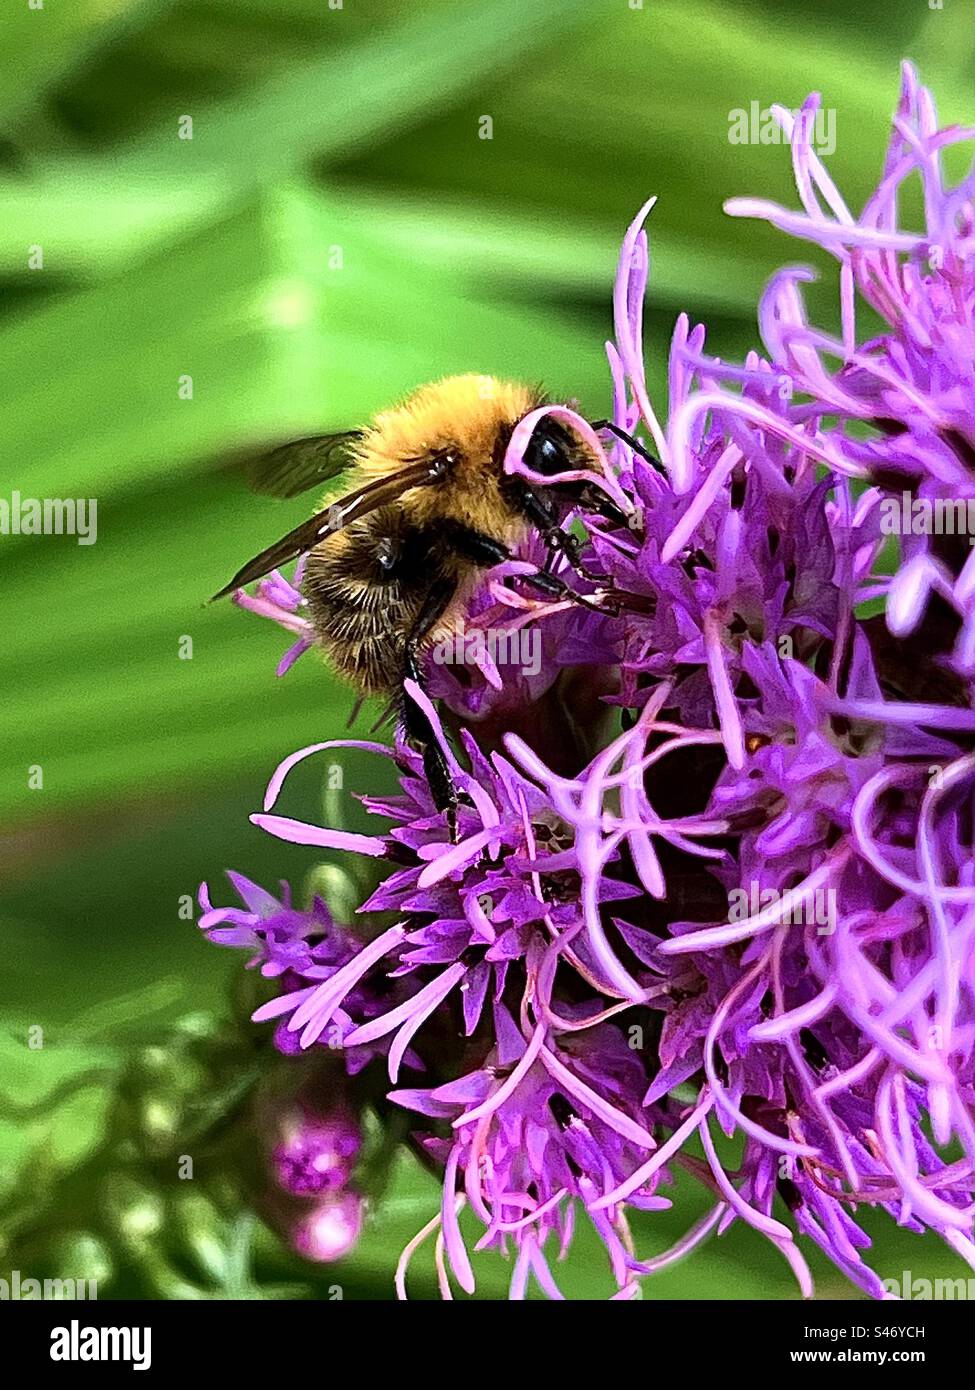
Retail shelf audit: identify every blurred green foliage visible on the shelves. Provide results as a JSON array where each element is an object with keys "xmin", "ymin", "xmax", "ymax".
[{"xmin": 1, "ymin": 0, "xmax": 974, "ymax": 1299}]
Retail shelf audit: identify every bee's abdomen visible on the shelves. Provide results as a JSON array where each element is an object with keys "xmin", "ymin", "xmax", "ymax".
[{"xmin": 302, "ymin": 510, "xmax": 445, "ymax": 696}]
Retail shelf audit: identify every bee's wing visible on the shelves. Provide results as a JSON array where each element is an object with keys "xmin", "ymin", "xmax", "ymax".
[
  {"xmin": 210, "ymin": 456, "xmax": 445, "ymax": 601},
  {"xmin": 242, "ymin": 430, "xmax": 365, "ymax": 498}
]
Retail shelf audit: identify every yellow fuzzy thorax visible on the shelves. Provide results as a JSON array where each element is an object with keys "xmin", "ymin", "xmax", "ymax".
[{"xmin": 349, "ymin": 374, "xmax": 544, "ymax": 534}]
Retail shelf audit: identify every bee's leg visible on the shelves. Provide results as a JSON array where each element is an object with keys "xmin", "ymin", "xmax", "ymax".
[
  {"xmin": 543, "ymin": 526, "xmax": 605, "ymax": 583},
  {"xmin": 508, "ymin": 479, "xmax": 619, "ymax": 582},
  {"xmin": 504, "ymin": 481, "xmax": 577, "ymax": 561},
  {"xmin": 513, "ymin": 492, "xmax": 655, "ymax": 616},
  {"xmin": 517, "ymin": 564, "xmax": 622, "ymax": 616},
  {"xmin": 511, "ymin": 485, "xmax": 587, "ymax": 577},
  {"xmin": 444, "ymin": 522, "xmax": 619, "ymax": 616},
  {"xmin": 403, "ymin": 649, "xmax": 460, "ymax": 840},
  {"xmin": 401, "ymin": 577, "xmax": 461, "ymax": 839}
]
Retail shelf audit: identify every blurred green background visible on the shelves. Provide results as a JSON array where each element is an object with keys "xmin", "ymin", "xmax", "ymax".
[{"xmin": 2, "ymin": 0, "xmax": 974, "ymax": 1300}]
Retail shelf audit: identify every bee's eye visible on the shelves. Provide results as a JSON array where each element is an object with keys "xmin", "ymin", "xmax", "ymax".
[
  {"xmin": 524, "ymin": 420, "xmax": 573, "ymax": 476},
  {"xmin": 538, "ymin": 437, "xmax": 561, "ymax": 468}
]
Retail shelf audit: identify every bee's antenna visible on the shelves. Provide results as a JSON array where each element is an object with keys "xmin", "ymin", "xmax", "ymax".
[{"xmin": 590, "ymin": 419, "xmax": 665, "ymax": 475}]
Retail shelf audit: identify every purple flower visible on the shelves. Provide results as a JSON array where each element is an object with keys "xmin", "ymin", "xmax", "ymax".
[
  {"xmin": 206, "ymin": 65, "xmax": 975, "ymax": 1299},
  {"xmin": 231, "ymin": 560, "xmax": 315, "ymax": 677},
  {"xmin": 391, "ymin": 1009, "xmax": 663, "ymax": 1300},
  {"xmin": 237, "ymin": 695, "xmax": 656, "ymax": 1051}
]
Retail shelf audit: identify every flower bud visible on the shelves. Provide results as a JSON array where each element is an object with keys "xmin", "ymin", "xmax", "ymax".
[
  {"xmin": 290, "ymin": 1192, "xmax": 363, "ymax": 1263},
  {"xmin": 272, "ymin": 1105, "xmax": 361, "ymax": 1197}
]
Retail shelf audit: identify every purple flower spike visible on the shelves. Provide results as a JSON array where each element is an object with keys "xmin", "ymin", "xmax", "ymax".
[{"xmin": 206, "ymin": 65, "xmax": 975, "ymax": 1299}]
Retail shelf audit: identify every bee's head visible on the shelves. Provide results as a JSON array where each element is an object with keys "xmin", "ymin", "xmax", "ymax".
[{"xmin": 520, "ymin": 415, "xmax": 629, "ymax": 528}]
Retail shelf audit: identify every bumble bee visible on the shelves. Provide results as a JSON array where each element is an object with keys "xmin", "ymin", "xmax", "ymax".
[{"xmin": 213, "ymin": 374, "xmax": 653, "ymax": 831}]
